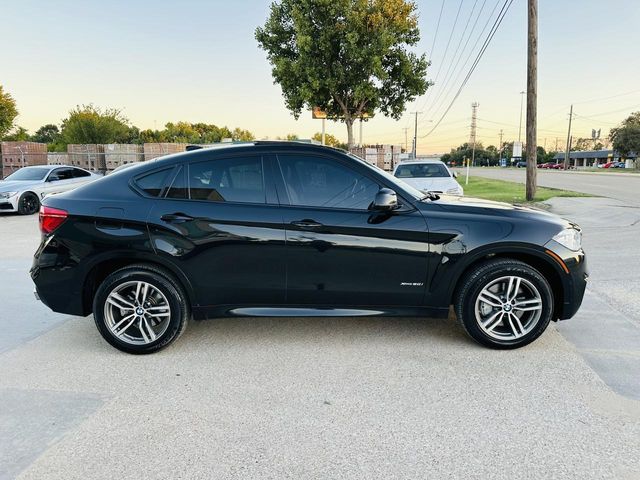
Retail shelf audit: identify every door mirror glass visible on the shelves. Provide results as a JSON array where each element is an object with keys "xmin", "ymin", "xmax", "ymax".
[
  {"xmin": 452, "ymin": 171, "xmax": 458, "ymax": 178},
  {"xmin": 47, "ymin": 175, "xmax": 60, "ymax": 182},
  {"xmin": 371, "ymin": 188, "xmax": 398, "ymax": 211}
]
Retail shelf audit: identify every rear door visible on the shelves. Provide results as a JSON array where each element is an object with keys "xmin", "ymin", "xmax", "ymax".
[
  {"xmin": 275, "ymin": 152, "xmax": 429, "ymax": 307},
  {"xmin": 145, "ymin": 153, "xmax": 286, "ymax": 308}
]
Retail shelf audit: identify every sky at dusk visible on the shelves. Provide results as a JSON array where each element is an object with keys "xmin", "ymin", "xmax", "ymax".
[{"xmin": 2, "ymin": 0, "xmax": 639, "ymax": 154}]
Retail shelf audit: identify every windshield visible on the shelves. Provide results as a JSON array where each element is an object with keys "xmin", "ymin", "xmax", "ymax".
[
  {"xmin": 347, "ymin": 153, "xmax": 424, "ymax": 200},
  {"xmin": 394, "ymin": 163, "xmax": 451, "ymax": 179},
  {"xmin": 4, "ymin": 167, "xmax": 50, "ymax": 181}
]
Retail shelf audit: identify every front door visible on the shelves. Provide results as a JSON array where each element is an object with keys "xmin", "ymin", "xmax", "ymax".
[
  {"xmin": 146, "ymin": 154, "xmax": 286, "ymax": 307},
  {"xmin": 275, "ymin": 153, "xmax": 429, "ymax": 307}
]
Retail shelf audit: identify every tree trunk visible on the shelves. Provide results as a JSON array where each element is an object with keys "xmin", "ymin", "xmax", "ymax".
[{"xmin": 345, "ymin": 119, "xmax": 354, "ymax": 150}]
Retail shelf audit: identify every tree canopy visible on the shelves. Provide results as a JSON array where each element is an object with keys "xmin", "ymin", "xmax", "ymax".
[
  {"xmin": 0, "ymin": 85, "xmax": 19, "ymax": 139},
  {"xmin": 60, "ymin": 105, "xmax": 134, "ymax": 145},
  {"xmin": 609, "ymin": 111, "xmax": 640, "ymax": 158},
  {"xmin": 312, "ymin": 132, "xmax": 347, "ymax": 149},
  {"xmin": 256, "ymin": 0, "xmax": 430, "ymax": 148}
]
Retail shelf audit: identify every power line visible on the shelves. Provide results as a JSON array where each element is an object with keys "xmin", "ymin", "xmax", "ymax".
[
  {"xmin": 422, "ymin": 0, "xmax": 488, "ymax": 121},
  {"xmin": 422, "ymin": 0, "xmax": 503, "ymax": 124},
  {"xmin": 421, "ymin": 0, "xmax": 515, "ymax": 139}
]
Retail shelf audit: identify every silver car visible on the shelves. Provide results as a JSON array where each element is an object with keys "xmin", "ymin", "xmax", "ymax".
[{"xmin": 0, "ymin": 165, "xmax": 101, "ymax": 215}]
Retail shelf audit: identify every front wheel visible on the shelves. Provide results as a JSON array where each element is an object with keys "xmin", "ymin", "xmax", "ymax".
[
  {"xmin": 93, "ymin": 265, "xmax": 189, "ymax": 354},
  {"xmin": 17, "ymin": 192, "xmax": 40, "ymax": 215},
  {"xmin": 455, "ymin": 259, "xmax": 553, "ymax": 349}
]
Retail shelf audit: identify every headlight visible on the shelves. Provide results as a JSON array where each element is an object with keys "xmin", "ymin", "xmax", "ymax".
[
  {"xmin": 0, "ymin": 191, "xmax": 18, "ymax": 199},
  {"xmin": 552, "ymin": 228, "xmax": 582, "ymax": 251}
]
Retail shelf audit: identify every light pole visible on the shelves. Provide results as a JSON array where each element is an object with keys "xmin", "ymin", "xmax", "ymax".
[{"xmin": 518, "ymin": 90, "xmax": 526, "ymax": 143}]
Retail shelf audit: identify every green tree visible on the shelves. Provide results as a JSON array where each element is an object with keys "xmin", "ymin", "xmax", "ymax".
[
  {"xmin": 0, "ymin": 85, "xmax": 19, "ymax": 139},
  {"xmin": 610, "ymin": 112, "xmax": 640, "ymax": 160},
  {"xmin": 312, "ymin": 132, "xmax": 346, "ymax": 149},
  {"xmin": 60, "ymin": 105, "xmax": 132, "ymax": 145},
  {"xmin": 232, "ymin": 128, "xmax": 255, "ymax": 142},
  {"xmin": 256, "ymin": 0, "xmax": 430, "ymax": 148},
  {"xmin": 31, "ymin": 124, "xmax": 60, "ymax": 144},
  {"xmin": 3, "ymin": 126, "xmax": 30, "ymax": 141}
]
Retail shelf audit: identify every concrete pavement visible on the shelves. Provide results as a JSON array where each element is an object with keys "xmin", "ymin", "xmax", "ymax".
[{"xmin": 0, "ymin": 198, "xmax": 639, "ymax": 479}]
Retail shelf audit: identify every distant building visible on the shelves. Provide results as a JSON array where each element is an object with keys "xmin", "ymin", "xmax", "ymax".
[{"xmin": 552, "ymin": 150, "xmax": 637, "ymax": 168}]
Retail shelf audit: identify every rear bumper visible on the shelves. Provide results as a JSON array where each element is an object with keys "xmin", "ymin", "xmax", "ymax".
[{"xmin": 31, "ymin": 235, "xmax": 86, "ymax": 316}]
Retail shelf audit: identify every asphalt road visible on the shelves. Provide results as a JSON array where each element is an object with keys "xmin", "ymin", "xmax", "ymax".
[
  {"xmin": 464, "ymin": 167, "xmax": 640, "ymax": 206},
  {"xmin": 1, "ymin": 193, "xmax": 639, "ymax": 478}
]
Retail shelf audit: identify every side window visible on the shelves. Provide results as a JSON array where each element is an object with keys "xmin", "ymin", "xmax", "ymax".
[
  {"xmin": 278, "ymin": 155, "xmax": 380, "ymax": 210},
  {"xmin": 189, "ymin": 157, "xmax": 265, "ymax": 203},
  {"xmin": 135, "ymin": 169, "xmax": 172, "ymax": 197},
  {"xmin": 166, "ymin": 166, "xmax": 188, "ymax": 199},
  {"xmin": 72, "ymin": 168, "xmax": 91, "ymax": 178}
]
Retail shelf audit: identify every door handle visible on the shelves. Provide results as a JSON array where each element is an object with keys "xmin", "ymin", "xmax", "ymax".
[
  {"xmin": 161, "ymin": 213, "xmax": 195, "ymax": 223},
  {"xmin": 290, "ymin": 219, "xmax": 323, "ymax": 229}
]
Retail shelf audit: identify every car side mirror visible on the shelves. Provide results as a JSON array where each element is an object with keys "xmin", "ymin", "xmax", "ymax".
[
  {"xmin": 47, "ymin": 176, "xmax": 59, "ymax": 182},
  {"xmin": 371, "ymin": 188, "xmax": 398, "ymax": 211},
  {"xmin": 452, "ymin": 171, "xmax": 459, "ymax": 178}
]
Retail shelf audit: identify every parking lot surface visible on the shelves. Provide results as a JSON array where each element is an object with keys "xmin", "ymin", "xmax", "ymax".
[{"xmin": 1, "ymin": 195, "xmax": 639, "ymax": 479}]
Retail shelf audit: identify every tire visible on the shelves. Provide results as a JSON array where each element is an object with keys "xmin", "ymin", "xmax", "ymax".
[
  {"xmin": 17, "ymin": 192, "xmax": 40, "ymax": 215},
  {"xmin": 93, "ymin": 264, "xmax": 189, "ymax": 354},
  {"xmin": 454, "ymin": 259, "xmax": 553, "ymax": 349}
]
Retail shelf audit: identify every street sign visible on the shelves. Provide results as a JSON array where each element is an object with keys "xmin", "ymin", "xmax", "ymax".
[{"xmin": 513, "ymin": 141, "xmax": 523, "ymax": 158}]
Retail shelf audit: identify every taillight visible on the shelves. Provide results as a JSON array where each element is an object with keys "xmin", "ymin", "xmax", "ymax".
[{"xmin": 39, "ymin": 206, "xmax": 68, "ymax": 234}]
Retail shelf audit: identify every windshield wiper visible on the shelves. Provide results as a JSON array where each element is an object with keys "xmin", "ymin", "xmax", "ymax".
[{"xmin": 420, "ymin": 192, "xmax": 441, "ymax": 201}]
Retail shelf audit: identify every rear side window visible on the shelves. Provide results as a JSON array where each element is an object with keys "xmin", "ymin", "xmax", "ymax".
[
  {"xmin": 72, "ymin": 168, "xmax": 91, "ymax": 178},
  {"xmin": 188, "ymin": 157, "xmax": 265, "ymax": 203},
  {"xmin": 135, "ymin": 169, "xmax": 172, "ymax": 197}
]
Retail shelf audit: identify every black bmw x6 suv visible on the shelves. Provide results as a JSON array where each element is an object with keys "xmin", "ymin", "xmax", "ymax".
[{"xmin": 31, "ymin": 142, "xmax": 587, "ymax": 354}]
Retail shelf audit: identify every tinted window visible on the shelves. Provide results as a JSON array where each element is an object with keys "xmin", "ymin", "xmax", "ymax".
[
  {"xmin": 50, "ymin": 168, "xmax": 75, "ymax": 181},
  {"xmin": 395, "ymin": 163, "xmax": 450, "ymax": 178},
  {"xmin": 72, "ymin": 168, "xmax": 91, "ymax": 178},
  {"xmin": 166, "ymin": 166, "xmax": 188, "ymax": 199},
  {"xmin": 189, "ymin": 157, "xmax": 265, "ymax": 203},
  {"xmin": 4, "ymin": 167, "xmax": 49, "ymax": 181},
  {"xmin": 278, "ymin": 155, "xmax": 380, "ymax": 210},
  {"xmin": 136, "ymin": 169, "xmax": 172, "ymax": 197}
]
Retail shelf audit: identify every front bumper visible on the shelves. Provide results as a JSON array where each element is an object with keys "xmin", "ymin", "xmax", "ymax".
[
  {"xmin": 0, "ymin": 196, "xmax": 18, "ymax": 212},
  {"xmin": 544, "ymin": 240, "xmax": 588, "ymax": 320}
]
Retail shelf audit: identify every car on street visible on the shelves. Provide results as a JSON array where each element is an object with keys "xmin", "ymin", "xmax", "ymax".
[
  {"xmin": 0, "ymin": 165, "xmax": 101, "ymax": 215},
  {"xmin": 515, "ymin": 161, "xmax": 527, "ymax": 168},
  {"xmin": 392, "ymin": 159, "xmax": 464, "ymax": 196},
  {"xmin": 31, "ymin": 142, "xmax": 587, "ymax": 354}
]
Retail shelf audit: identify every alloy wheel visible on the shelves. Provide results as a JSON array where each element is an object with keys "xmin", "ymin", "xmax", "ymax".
[
  {"xmin": 474, "ymin": 275, "xmax": 543, "ymax": 341},
  {"xmin": 103, "ymin": 281, "xmax": 171, "ymax": 345}
]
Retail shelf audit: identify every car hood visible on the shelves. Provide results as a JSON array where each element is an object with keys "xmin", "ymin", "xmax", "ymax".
[
  {"xmin": 0, "ymin": 180, "xmax": 42, "ymax": 192},
  {"xmin": 423, "ymin": 194, "xmax": 572, "ymax": 228},
  {"xmin": 398, "ymin": 177, "xmax": 458, "ymax": 192}
]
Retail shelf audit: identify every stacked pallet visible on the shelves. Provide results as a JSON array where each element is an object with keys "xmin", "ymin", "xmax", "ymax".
[
  {"xmin": 0, "ymin": 141, "xmax": 47, "ymax": 179},
  {"xmin": 104, "ymin": 144, "xmax": 144, "ymax": 171},
  {"xmin": 47, "ymin": 153, "xmax": 70, "ymax": 166},
  {"xmin": 67, "ymin": 144, "xmax": 106, "ymax": 172},
  {"xmin": 143, "ymin": 143, "xmax": 186, "ymax": 161}
]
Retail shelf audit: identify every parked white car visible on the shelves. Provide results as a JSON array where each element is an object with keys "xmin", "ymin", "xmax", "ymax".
[
  {"xmin": 392, "ymin": 159, "xmax": 464, "ymax": 196},
  {"xmin": 0, "ymin": 165, "xmax": 101, "ymax": 215}
]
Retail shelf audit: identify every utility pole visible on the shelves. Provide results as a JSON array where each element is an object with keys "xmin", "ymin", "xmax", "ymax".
[
  {"xmin": 499, "ymin": 129, "xmax": 504, "ymax": 164},
  {"xmin": 564, "ymin": 104, "xmax": 573, "ymax": 169},
  {"xmin": 470, "ymin": 102, "xmax": 479, "ymax": 167},
  {"xmin": 402, "ymin": 127, "xmax": 409, "ymax": 153},
  {"xmin": 359, "ymin": 118, "xmax": 363, "ymax": 147},
  {"xmin": 525, "ymin": 0, "xmax": 537, "ymax": 201},
  {"xmin": 411, "ymin": 111, "xmax": 422, "ymax": 159}
]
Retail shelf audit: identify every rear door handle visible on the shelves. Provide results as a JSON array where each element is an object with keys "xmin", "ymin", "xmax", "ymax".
[
  {"xmin": 290, "ymin": 219, "xmax": 323, "ymax": 229},
  {"xmin": 161, "ymin": 213, "xmax": 195, "ymax": 223}
]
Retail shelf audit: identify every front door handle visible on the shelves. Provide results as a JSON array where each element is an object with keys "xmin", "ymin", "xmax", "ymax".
[
  {"xmin": 161, "ymin": 212, "xmax": 195, "ymax": 223},
  {"xmin": 290, "ymin": 219, "xmax": 323, "ymax": 229}
]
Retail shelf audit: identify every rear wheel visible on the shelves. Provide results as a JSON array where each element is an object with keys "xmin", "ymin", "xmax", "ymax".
[
  {"xmin": 455, "ymin": 259, "xmax": 553, "ymax": 349},
  {"xmin": 18, "ymin": 192, "xmax": 40, "ymax": 215},
  {"xmin": 93, "ymin": 265, "xmax": 189, "ymax": 354}
]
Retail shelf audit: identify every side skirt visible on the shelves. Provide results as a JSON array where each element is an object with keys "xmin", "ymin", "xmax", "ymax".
[{"xmin": 192, "ymin": 305, "xmax": 450, "ymax": 321}]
